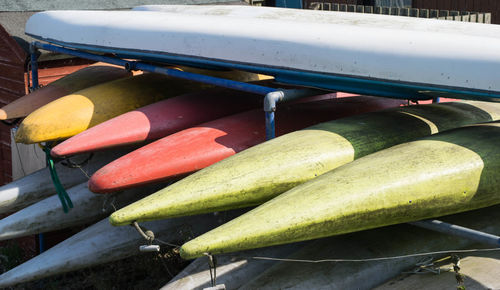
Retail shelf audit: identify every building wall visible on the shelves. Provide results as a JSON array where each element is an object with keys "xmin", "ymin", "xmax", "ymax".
[
  {"xmin": 301, "ymin": 0, "xmax": 499, "ymax": 24},
  {"xmin": 412, "ymin": 0, "xmax": 499, "ymax": 23},
  {"xmin": 0, "ymin": 23, "xmax": 93, "ymax": 186},
  {"xmin": 0, "ymin": 25, "xmax": 26, "ymax": 185}
]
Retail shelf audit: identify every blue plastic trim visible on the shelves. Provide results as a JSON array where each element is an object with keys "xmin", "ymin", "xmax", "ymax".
[
  {"xmin": 30, "ymin": 44, "xmax": 44, "ymax": 253},
  {"xmin": 411, "ymin": 220, "xmax": 500, "ymax": 247},
  {"xmin": 33, "ymin": 41, "xmax": 284, "ymax": 138},
  {"xmin": 131, "ymin": 61, "xmax": 275, "ymax": 96},
  {"xmin": 38, "ymin": 233, "xmax": 45, "ymax": 253},
  {"xmin": 33, "ymin": 42, "xmax": 275, "ymax": 96},
  {"xmin": 30, "ymin": 40, "xmax": 500, "ymax": 102},
  {"xmin": 29, "ymin": 44, "xmax": 39, "ymax": 90}
]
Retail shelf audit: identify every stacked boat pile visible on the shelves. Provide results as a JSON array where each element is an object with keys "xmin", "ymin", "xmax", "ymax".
[{"xmin": 0, "ymin": 5, "xmax": 500, "ymax": 289}]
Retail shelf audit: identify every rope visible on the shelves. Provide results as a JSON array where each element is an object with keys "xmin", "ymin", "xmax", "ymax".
[
  {"xmin": 77, "ymin": 167, "xmax": 91, "ymax": 179},
  {"xmin": 157, "ymin": 252, "xmax": 174, "ymax": 278},
  {"xmin": 131, "ymin": 222, "xmax": 182, "ymax": 248},
  {"xmin": 61, "ymin": 153, "xmax": 94, "ymax": 179},
  {"xmin": 205, "ymin": 254, "xmax": 217, "ymax": 287},
  {"xmin": 132, "ymin": 222, "xmax": 155, "ymax": 244},
  {"xmin": 154, "ymin": 238, "xmax": 181, "ymax": 248},
  {"xmin": 451, "ymin": 254, "xmax": 465, "ymax": 289},
  {"xmin": 61, "ymin": 153, "xmax": 94, "ymax": 169},
  {"xmin": 41, "ymin": 144, "xmax": 73, "ymax": 213},
  {"xmin": 240, "ymin": 247, "xmax": 500, "ymax": 264},
  {"xmin": 11, "ymin": 129, "xmax": 26, "ymax": 176},
  {"xmin": 102, "ymin": 195, "xmax": 117, "ymax": 213}
]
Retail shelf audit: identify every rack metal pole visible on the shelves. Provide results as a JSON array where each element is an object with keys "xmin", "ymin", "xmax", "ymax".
[
  {"xmin": 33, "ymin": 41, "xmax": 273, "ymax": 95},
  {"xmin": 29, "ymin": 43, "xmax": 45, "ymax": 253},
  {"xmin": 29, "ymin": 43, "xmax": 39, "ymax": 90},
  {"xmin": 411, "ymin": 219, "xmax": 500, "ymax": 247},
  {"xmin": 32, "ymin": 41, "xmax": 323, "ymax": 140}
]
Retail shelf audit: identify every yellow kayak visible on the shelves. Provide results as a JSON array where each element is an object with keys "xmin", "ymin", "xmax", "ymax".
[
  {"xmin": 0, "ymin": 65, "xmax": 131, "ymax": 120},
  {"xmin": 15, "ymin": 70, "xmax": 268, "ymax": 144}
]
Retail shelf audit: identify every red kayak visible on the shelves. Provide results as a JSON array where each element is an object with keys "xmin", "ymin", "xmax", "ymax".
[
  {"xmin": 51, "ymin": 81, "xmax": 345, "ymax": 157},
  {"xmin": 89, "ymin": 96, "xmax": 404, "ymax": 193},
  {"xmin": 50, "ymin": 86, "xmax": 268, "ymax": 157}
]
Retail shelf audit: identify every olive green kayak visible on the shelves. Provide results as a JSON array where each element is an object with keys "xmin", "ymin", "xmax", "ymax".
[
  {"xmin": 109, "ymin": 101, "xmax": 500, "ymax": 226},
  {"xmin": 180, "ymin": 122, "xmax": 500, "ymax": 259}
]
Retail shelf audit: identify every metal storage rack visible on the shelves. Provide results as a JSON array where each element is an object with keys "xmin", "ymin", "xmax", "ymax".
[{"xmin": 28, "ymin": 40, "xmax": 500, "ymax": 254}]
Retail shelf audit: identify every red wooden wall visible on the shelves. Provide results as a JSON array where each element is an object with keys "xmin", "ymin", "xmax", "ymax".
[{"xmin": 0, "ymin": 25, "xmax": 26, "ymax": 185}]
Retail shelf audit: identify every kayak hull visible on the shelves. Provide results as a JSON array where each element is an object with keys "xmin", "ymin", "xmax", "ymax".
[
  {"xmin": 0, "ymin": 182, "xmax": 166, "ymax": 241},
  {"xmin": 0, "ymin": 148, "xmax": 134, "ymax": 214},
  {"xmin": 15, "ymin": 73, "xmax": 217, "ymax": 144},
  {"xmin": 90, "ymin": 96, "xmax": 405, "ymax": 193},
  {"xmin": 161, "ymin": 243, "xmax": 303, "ymax": 290},
  {"xmin": 108, "ymin": 101, "xmax": 500, "ymax": 226},
  {"xmin": 241, "ymin": 205, "xmax": 500, "ymax": 289},
  {"xmin": 180, "ymin": 122, "xmax": 500, "ymax": 259},
  {"xmin": 50, "ymin": 84, "xmax": 270, "ymax": 157},
  {"xmin": 25, "ymin": 8, "xmax": 500, "ymax": 101},
  {"xmin": 0, "ymin": 65, "xmax": 131, "ymax": 120},
  {"xmin": 0, "ymin": 210, "xmax": 243, "ymax": 288}
]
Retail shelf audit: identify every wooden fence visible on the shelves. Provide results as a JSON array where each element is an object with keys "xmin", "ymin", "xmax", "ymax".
[{"xmin": 305, "ymin": 2, "xmax": 492, "ymax": 23}]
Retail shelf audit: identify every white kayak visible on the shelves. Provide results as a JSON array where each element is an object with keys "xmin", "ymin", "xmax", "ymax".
[
  {"xmin": 25, "ymin": 7, "xmax": 500, "ymax": 101},
  {"xmin": 240, "ymin": 205, "xmax": 500, "ymax": 289},
  {"xmin": 132, "ymin": 4, "xmax": 499, "ymax": 39},
  {"xmin": 0, "ymin": 182, "xmax": 166, "ymax": 241},
  {"xmin": 376, "ymin": 252, "xmax": 500, "ymax": 289},
  {"xmin": 0, "ymin": 149, "xmax": 132, "ymax": 214},
  {"xmin": 161, "ymin": 243, "xmax": 303, "ymax": 290},
  {"xmin": 0, "ymin": 211, "xmax": 242, "ymax": 287}
]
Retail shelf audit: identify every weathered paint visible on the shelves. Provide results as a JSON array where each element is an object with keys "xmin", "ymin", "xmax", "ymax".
[
  {"xmin": 241, "ymin": 205, "xmax": 500, "ymax": 289},
  {"xmin": 134, "ymin": 4, "xmax": 495, "ymax": 28},
  {"xmin": 109, "ymin": 101, "xmax": 500, "ymax": 226},
  {"xmin": 0, "ymin": 181, "xmax": 166, "ymax": 240},
  {"xmin": 91, "ymin": 96, "xmax": 404, "ymax": 193},
  {"xmin": 0, "ymin": 65, "xmax": 131, "ymax": 120},
  {"xmin": 0, "ymin": 148, "xmax": 134, "ymax": 214},
  {"xmin": 179, "ymin": 122, "xmax": 500, "ymax": 259},
  {"xmin": 0, "ymin": 210, "xmax": 243, "ymax": 288}
]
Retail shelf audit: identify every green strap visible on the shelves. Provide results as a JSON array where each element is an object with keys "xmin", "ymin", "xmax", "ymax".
[{"xmin": 42, "ymin": 145, "xmax": 73, "ymax": 213}]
